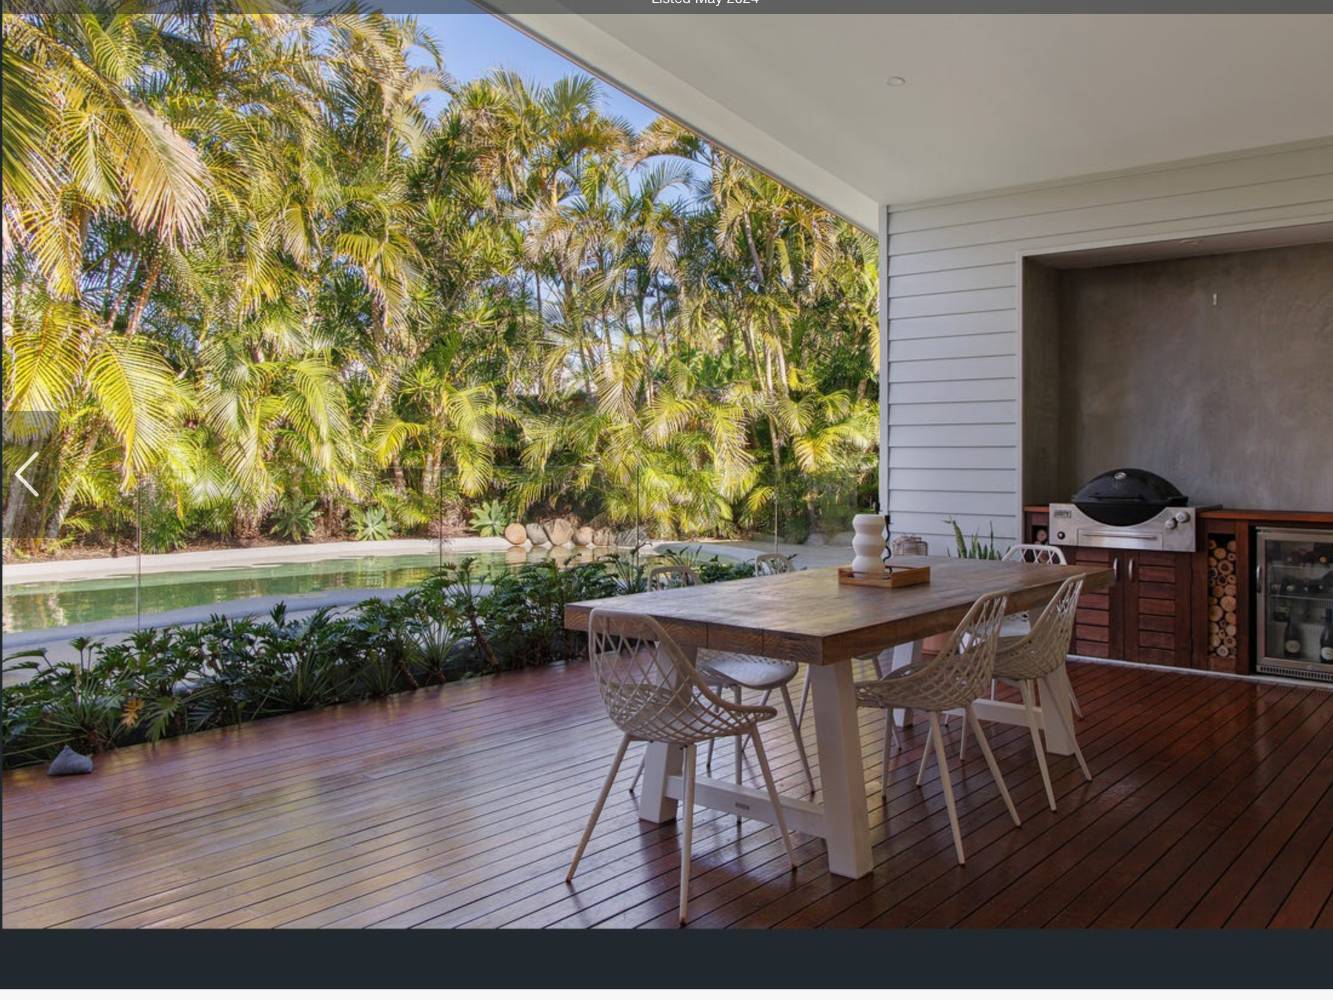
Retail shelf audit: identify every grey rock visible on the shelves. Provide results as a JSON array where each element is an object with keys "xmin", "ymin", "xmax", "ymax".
[
  {"xmin": 615, "ymin": 526, "xmax": 650, "ymax": 548},
  {"xmin": 546, "ymin": 517, "xmax": 574, "ymax": 546},
  {"xmin": 47, "ymin": 746, "xmax": 94, "ymax": 777},
  {"xmin": 524, "ymin": 522, "xmax": 549, "ymax": 546}
]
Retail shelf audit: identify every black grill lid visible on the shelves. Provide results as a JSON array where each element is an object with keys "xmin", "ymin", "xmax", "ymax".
[{"xmin": 1073, "ymin": 468, "xmax": 1188, "ymax": 526}]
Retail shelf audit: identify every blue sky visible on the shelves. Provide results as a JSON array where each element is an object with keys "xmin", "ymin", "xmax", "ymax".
[{"xmin": 412, "ymin": 7, "xmax": 661, "ymax": 131}]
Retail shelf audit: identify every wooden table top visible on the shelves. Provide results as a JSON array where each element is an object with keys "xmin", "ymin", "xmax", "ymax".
[{"xmin": 564, "ymin": 556, "xmax": 1111, "ymax": 665}]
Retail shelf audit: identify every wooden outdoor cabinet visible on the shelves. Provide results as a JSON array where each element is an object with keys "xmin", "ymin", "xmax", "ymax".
[
  {"xmin": 1122, "ymin": 550, "xmax": 1194, "ymax": 667},
  {"xmin": 1025, "ymin": 505, "xmax": 1333, "ymax": 674},
  {"xmin": 1060, "ymin": 545, "xmax": 1193, "ymax": 666}
]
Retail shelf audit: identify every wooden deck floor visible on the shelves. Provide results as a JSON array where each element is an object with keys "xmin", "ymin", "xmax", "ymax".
[{"xmin": 4, "ymin": 658, "xmax": 1333, "ymax": 929}]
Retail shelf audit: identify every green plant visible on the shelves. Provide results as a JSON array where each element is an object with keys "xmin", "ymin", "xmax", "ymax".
[
  {"xmin": 0, "ymin": 550, "xmax": 763, "ymax": 771},
  {"xmin": 140, "ymin": 507, "xmax": 188, "ymax": 553},
  {"xmin": 945, "ymin": 517, "xmax": 1003, "ymax": 560},
  {"xmin": 269, "ymin": 498, "xmax": 318, "ymax": 543},
  {"xmin": 351, "ymin": 506, "xmax": 393, "ymax": 541},
  {"xmin": 469, "ymin": 500, "xmax": 510, "ymax": 537}
]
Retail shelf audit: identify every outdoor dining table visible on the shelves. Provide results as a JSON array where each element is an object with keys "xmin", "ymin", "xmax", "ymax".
[{"xmin": 563, "ymin": 555, "xmax": 1112, "ymax": 879}]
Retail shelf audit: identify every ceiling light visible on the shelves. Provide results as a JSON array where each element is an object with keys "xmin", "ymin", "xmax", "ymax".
[{"xmin": 886, "ymin": 76, "xmax": 907, "ymax": 87}]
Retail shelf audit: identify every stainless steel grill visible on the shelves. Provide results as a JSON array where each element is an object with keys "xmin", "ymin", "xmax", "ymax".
[{"xmin": 1049, "ymin": 468, "xmax": 1210, "ymax": 553}]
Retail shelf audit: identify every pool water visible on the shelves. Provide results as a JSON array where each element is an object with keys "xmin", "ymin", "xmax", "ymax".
[{"xmin": 2, "ymin": 547, "xmax": 618, "ymax": 635}]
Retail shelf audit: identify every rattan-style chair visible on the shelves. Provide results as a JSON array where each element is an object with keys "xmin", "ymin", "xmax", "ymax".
[
  {"xmin": 1000, "ymin": 543, "xmax": 1082, "ymax": 717},
  {"xmin": 855, "ymin": 590, "xmax": 1020, "ymax": 864},
  {"xmin": 627, "ymin": 561, "xmax": 814, "ymax": 796},
  {"xmin": 567, "ymin": 608, "xmax": 798, "ymax": 924},
  {"xmin": 648, "ymin": 562, "xmax": 815, "ymax": 796},
  {"xmin": 754, "ymin": 552, "xmax": 796, "ymax": 577},
  {"xmin": 647, "ymin": 562, "xmax": 701, "ymax": 590},
  {"xmin": 625, "ymin": 564, "xmax": 702, "ymax": 793},
  {"xmin": 992, "ymin": 574, "xmax": 1092, "ymax": 811},
  {"xmin": 958, "ymin": 542, "xmax": 1082, "ymax": 764}
]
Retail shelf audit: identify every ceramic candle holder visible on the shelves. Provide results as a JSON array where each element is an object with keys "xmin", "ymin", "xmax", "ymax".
[{"xmin": 851, "ymin": 513, "xmax": 886, "ymax": 574}]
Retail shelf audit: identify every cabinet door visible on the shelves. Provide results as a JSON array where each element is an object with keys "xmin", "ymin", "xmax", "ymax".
[
  {"xmin": 1063, "ymin": 546, "xmax": 1123, "ymax": 660},
  {"xmin": 1123, "ymin": 551, "xmax": 1193, "ymax": 667}
]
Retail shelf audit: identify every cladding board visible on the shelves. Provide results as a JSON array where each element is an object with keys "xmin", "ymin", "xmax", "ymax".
[{"xmin": 882, "ymin": 140, "xmax": 1333, "ymax": 551}]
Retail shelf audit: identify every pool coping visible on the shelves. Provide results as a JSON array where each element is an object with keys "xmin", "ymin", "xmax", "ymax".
[{"xmin": 1, "ymin": 537, "xmax": 516, "ymax": 586}]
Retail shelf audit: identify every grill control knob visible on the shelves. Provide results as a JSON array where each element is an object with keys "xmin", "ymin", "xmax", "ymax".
[
  {"xmin": 1056, "ymin": 530, "xmax": 1066, "ymax": 540},
  {"xmin": 1174, "ymin": 511, "xmax": 1191, "ymax": 524},
  {"xmin": 1164, "ymin": 519, "xmax": 1177, "ymax": 529}
]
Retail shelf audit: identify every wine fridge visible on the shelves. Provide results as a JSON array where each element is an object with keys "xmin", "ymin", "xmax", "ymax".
[{"xmin": 1256, "ymin": 527, "xmax": 1333, "ymax": 682}]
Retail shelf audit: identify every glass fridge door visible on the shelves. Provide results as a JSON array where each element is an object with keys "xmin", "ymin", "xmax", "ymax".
[{"xmin": 1257, "ymin": 528, "xmax": 1333, "ymax": 681}]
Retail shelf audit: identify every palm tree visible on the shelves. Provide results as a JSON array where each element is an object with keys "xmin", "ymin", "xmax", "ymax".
[{"xmin": 3, "ymin": 5, "xmax": 881, "ymax": 556}]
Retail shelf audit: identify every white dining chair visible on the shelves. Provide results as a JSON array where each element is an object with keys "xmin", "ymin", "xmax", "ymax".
[
  {"xmin": 567, "ymin": 608, "xmax": 798, "ymax": 924},
  {"xmin": 625, "ymin": 564, "xmax": 703, "ymax": 793},
  {"xmin": 630, "ymin": 562, "xmax": 815, "ymax": 797},
  {"xmin": 991, "ymin": 574, "xmax": 1093, "ymax": 811},
  {"xmin": 959, "ymin": 542, "xmax": 1082, "ymax": 760},
  {"xmin": 854, "ymin": 590, "xmax": 1020, "ymax": 865},
  {"xmin": 1002, "ymin": 544, "xmax": 1083, "ymax": 701},
  {"xmin": 754, "ymin": 551, "xmax": 796, "ymax": 577}
]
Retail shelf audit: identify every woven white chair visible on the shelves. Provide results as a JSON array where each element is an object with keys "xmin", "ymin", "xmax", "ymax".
[
  {"xmin": 992, "ymin": 574, "xmax": 1092, "ymax": 811},
  {"xmin": 567, "ymin": 608, "xmax": 797, "ymax": 924},
  {"xmin": 754, "ymin": 552, "xmax": 796, "ymax": 577},
  {"xmin": 625, "ymin": 564, "xmax": 703, "ymax": 793},
  {"xmin": 999, "ymin": 544, "xmax": 1082, "ymax": 712},
  {"xmin": 855, "ymin": 590, "xmax": 1020, "ymax": 865},
  {"xmin": 647, "ymin": 562, "xmax": 701, "ymax": 591},
  {"xmin": 959, "ymin": 542, "xmax": 1082, "ymax": 763},
  {"xmin": 632, "ymin": 561, "xmax": 815, "ymax": 797}
]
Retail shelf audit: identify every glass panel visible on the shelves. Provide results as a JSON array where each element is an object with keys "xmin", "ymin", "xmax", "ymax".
[{"xmin": 1263, "ymin": 533, "xmax": 1333, "ymax": 666}]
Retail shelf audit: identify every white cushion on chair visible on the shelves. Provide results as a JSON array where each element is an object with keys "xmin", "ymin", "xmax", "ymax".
[{"xmin": 696, "ymin": 651, "xmax": 798, "ymax": 690}]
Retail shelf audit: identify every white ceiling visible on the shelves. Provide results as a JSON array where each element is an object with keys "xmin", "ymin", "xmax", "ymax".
[{"xmin": 493, "ymin": 9, "xmax": 1333, "ymax": 231}]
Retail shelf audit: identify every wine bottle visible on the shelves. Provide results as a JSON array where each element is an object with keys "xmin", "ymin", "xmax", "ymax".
[
  {"xmin": 1284, "ymin": 616, "xmax": 1303, "ymax": 658},
  {"xmin": 1321, "ymin": 609, "xmax": 1333, "ymax": 665}
]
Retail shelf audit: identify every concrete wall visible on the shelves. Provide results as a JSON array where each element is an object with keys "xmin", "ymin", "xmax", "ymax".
[
  {"xmin": 1052, "ymin": 243, "xmax": 1333, "ymax": 508},
  {"xmin": 881, "ymin": 138, "xmax": 1333, "ymax": 552}
]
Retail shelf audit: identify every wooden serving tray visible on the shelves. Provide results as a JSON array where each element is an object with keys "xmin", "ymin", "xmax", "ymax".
[{"xmin": 837, "ymin": 563, "xmax": 931, "ymax": 589}]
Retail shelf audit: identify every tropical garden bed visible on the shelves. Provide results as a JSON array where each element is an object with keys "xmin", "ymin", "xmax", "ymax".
[{"xmin": 0, "ymin": 553, "xmax": 750, "ymax": 771}]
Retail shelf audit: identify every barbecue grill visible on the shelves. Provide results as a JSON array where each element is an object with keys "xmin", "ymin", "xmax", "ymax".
[{"xmin": 1049, "ymin": 468, "xmax": 1211, "ymax": 552}]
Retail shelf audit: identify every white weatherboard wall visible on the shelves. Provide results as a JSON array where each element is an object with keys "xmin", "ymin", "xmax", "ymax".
[{"xmin": 879, "ymin": 138, "xmax": 1333, "ymax": 556}]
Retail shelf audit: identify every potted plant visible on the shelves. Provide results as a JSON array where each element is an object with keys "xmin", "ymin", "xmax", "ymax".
[{"xmin": 921, "ymin": 517, "xmax": 1004, "ymax": 655}]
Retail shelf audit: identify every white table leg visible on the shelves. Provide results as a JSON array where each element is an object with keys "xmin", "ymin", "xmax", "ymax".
[
  {"xmin": 1037, "ymin": 672, "xmax": 1075, "ymax": 756},
  {"xmin": 811, "ymin": 658, "xmax": 874, "ymax": 878},
  {"xmin": 638, "ymin": 741, "xmax": 684, "ymax": 823}
]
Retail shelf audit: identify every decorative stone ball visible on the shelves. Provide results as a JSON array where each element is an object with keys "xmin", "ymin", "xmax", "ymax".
[
  {"xmin": 503, "ymin": 522, "xmax": 527, "ymax": 545},
  {"xmin": 574, "ymin": 526, "xmax": 594, "ymax": 546}
]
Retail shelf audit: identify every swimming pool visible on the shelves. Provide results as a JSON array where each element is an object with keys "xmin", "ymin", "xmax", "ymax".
[{"xmin": 2, "ymin": 547, "xmax": 618, "ymax": 635}]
